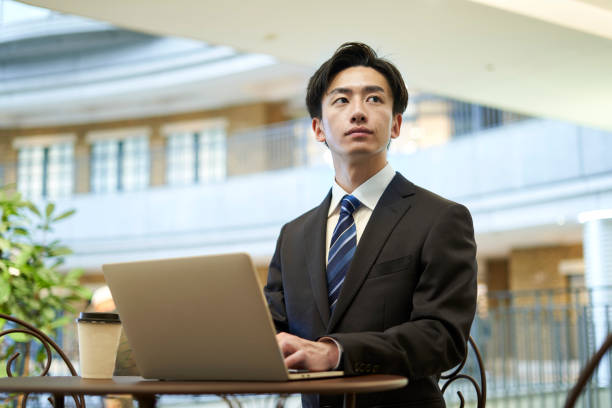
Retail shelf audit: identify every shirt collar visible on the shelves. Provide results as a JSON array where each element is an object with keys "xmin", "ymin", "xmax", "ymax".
[{"xmin": 328, "ymin": 163, "xmax": 396, "ymax": 217}]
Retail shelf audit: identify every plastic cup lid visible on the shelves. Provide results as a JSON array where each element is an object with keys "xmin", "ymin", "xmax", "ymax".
[{"xmin": 77, "ymin": 312, "xmax": 120, "ymax": 323}]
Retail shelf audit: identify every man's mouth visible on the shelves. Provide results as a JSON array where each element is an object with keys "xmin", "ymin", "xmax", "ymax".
[{"xmin": 345, "ymin": 127, "xmax": 373, "ymax": 136}]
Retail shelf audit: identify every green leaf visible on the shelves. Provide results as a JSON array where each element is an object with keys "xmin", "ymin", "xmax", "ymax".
[
  {"xmin": 41, "ymin": 307, "xmax": 56, "ymax": 321},
  {"xmin": 35, "ymin": 348, "xmax": 47, "ymax": 364},
  {"xmin": 14, "ymin": 246, "xmax": 33, "ymax": 265},
  {"xmin": 8, "ymin": 188, "xmax": 22, "ymax": 201},
  {"xmin": 74, "ymin": 286, "xmax": 93, "ymax": 300},
  {"xmin": 0, "ymin": 277, "xmax": 10, "ymax": 304},
  {"xmin": 8, "ymin": 332, "xmax": 29, "ymax": 343},
  {"xmin": 35, "ymin": 268, "xmax": 58, "ymax": 286},
  {"xmin": 49, "ymin": 246, "xmax": 73, "ymax": 257},
  {"xmin": 50, "ymin": 315, "xmax": 71, "ymax": 329},
  {"xmin": 13, "ymin": 227, "xmax": 29, "ymax": 236},
  {"xmin": 49, "ymin": 259, "xmax": 65, "ymax": 269},
  {"xmin": 64, "ymin": 268, "xmax": 83, "ymax": 281},
  {"xmin": 43, "ymin": 295, "xmax": 62, "ymax": 309},
  {"xmin": 23, "ymin": 297, "xmax": 41, "ymax": 311},
  {"xmin": 52, "ymin": 209, "xmax": 76, "ymax": 222},
  {"xmin": 60, "ymin": 302, "xmax": 77, "ymax": 313},
  {"xmin": 45, "ymin": 203, "xmax": 55, "ymax": 218},
  {"xmin": 25, "ymin": 201, "xmax": 41, "ymax": 217},
  {"xmin": 0, "ymin": 238, "xmax": 11, "ymax": 252}
]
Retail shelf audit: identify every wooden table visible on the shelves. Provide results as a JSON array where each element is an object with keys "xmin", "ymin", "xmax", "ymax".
[{"xmin": 0, "ymin": 374, "xmax": 408, "ymax": 408}]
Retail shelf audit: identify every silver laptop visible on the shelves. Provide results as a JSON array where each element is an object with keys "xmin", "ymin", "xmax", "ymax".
[{"xmin": 102, "ymin": 253, "xmax": 343, "ymax": 381}]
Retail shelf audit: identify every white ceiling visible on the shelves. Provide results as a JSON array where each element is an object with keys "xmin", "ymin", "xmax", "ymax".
[{"xmin": 19, "ymin": 0, "xmax": 612, "ymax": 131}]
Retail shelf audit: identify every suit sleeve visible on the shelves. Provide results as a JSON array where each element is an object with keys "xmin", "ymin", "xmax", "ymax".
[
  {"xmin": 264, "ymin": 224, "xmax": 289, "ymax": 333},
  {"xmin": 330, "ymin": 203, "xmax": 478, "ymax": 380}
]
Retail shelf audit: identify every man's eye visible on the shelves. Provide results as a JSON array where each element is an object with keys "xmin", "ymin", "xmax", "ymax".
[
  {"xmin": 367, "ymin": 95, "xmax": 382, "ymax": 103},
  {"xmin": 333, "ymin": 97, "xmax": 349, "ymax": 104}
]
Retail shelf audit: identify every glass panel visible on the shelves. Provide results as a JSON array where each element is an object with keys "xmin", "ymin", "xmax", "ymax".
[
  {"xmin": 166, "ymin": 132, "xmax": 196, "ymax": 186},
  {"xmin": 47, "ymin": 143, "xmax": 74, "ymax": 198},
  {"xmin": 198, "ymin": 126, "xmax": 226, "ymax": 183},
  {"xmin": 91, "ymin": 140, "xmax": 118, "ymax": 193},
  {"xmin": 17, "ymin": 146, "xmax": 44, "ymax": 199},
  {"xmin": 122, "ymin": 135, "xmax": 149, "ymax": 191}
]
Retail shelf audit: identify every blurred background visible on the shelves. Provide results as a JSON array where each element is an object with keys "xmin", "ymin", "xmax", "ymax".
[{"xmin": 1, "ymin": 0, "xmax": 612, "ymax": 406}]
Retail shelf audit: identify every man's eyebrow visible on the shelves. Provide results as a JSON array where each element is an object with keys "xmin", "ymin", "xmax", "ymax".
[
  {"xmin": 363, "ymin": 85, "xmax": 386, "ymax": 93},
  {"xmin": 328, "ymin": 87, "xmax": 353, "ymax": 95},
  {"xmin": 328, "ymin": 85, "xmax": 386, "ymax": 95}
]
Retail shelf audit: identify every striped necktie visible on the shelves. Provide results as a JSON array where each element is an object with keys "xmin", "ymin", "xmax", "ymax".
[{"xmin": 327, "ymin": 194, "xmax": 361, "ymax": 312}]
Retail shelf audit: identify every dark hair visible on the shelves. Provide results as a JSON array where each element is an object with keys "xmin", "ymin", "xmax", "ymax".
[{"xmin": 306, "ymin": 42, "xmax": 409, "ymax": 119}]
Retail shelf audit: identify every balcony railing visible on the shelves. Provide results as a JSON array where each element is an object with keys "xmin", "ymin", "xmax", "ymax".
[{"xmin": 446, "ymin": 286, "xmax": 612, "ymax": 406}]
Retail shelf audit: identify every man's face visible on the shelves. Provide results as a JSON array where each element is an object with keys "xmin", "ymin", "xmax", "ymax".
[{"xmin": 312, "ymin": 66, "xmax": 402, "ymax": 164}]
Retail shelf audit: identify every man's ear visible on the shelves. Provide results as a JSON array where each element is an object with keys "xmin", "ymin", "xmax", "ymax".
[
  {"xmin": 390, "ymin": 113, "xmax": 402, "ymax": 140},
  {"xmin": 312, "ymin": 118, "xmax": 326, "ymax": 143}
]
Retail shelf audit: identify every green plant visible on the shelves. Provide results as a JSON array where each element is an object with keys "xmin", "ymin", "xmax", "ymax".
[{"xmin": 0, "ymin": 184, "xmax": 91, "ymax": 376}]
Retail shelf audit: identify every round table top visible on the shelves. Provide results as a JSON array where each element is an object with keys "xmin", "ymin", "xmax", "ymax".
[{"xmin": 0, "ymin": 375, "xmax": 408, "ymax": 396}]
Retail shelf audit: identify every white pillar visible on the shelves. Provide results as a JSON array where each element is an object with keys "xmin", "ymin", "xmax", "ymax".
[{"xmin": 582, "ymin": 214, "xmax": 612, "ymax": 385}]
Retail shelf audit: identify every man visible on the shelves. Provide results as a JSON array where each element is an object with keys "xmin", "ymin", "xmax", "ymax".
[{"xmin": 264, "ymin": 42, "xmax": 477, "ymax": 407}]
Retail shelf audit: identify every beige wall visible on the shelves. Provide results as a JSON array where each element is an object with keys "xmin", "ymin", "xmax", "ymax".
[
  {"xmin": 486, "ymin": 258, "xmax": 510, "ymax": 292},
  {"xmin": 509, "ymin": 244, "xmax": 583, "ymax": 292},
  {"xmin": 0, "ymin": 134, "xmax": 18, "ymax": 186},
  {"xmin": 508, "ymin": 244, "xmax": 583, "ymax": 306},
  {"xmin": 483, "ymin": 258, "xmax": 510, "ymax": 309}
]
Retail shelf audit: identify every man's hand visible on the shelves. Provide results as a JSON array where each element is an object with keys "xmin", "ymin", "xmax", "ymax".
[{"xmin": 276, "ymin": 332, "xmax": 339, "ymax": 371}]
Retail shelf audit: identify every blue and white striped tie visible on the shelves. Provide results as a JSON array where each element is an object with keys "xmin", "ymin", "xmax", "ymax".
[{"xmin": 327, "ymin": 194, "xmax": 361, "ymax": 312}]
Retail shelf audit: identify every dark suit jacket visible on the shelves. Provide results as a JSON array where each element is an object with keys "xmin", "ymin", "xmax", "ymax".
[{"xmin": 264, "ymin": 173, "xmax": 477, "ymax": 407}]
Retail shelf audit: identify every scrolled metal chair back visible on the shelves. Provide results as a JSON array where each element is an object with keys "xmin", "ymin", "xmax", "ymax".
[
  {"xmin": 564, "ymin": 333, "xmax": 612, "ymax": 408},
  {"xmin": 0, "ymin": 313, "xmax": 84, "ymax": 408},
  {"xmin": 441, "ymin": 336, "xmax": 486, "ymax": 408}
]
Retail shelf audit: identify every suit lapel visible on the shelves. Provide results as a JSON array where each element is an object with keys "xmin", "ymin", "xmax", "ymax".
[
  {"xmin": 327, "ymin": 174, "xmax": 415, "ymax": 332},
  {"xmin": 303, "ymin": 190, "xmax": 332, "ymax": 328}
]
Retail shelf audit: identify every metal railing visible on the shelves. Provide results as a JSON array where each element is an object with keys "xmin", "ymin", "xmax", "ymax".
[
  {"xmin": 446, "ymin": 286, "xmax": 612, "ymax": 407},
  {"xmin": 450, "ymin": 101, "xmax": 526, "ymax": 137}
]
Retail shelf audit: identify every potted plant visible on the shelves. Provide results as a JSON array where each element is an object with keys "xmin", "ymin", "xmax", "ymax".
[{"xmin": 0, "ymin": 184, "xmax": 91, "ymax": 377}]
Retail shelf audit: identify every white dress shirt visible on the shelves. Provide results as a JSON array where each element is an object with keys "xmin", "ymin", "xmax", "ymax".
[{"xmin": 325, "ymin": 163, "xmax": 397, "ymax": 261}]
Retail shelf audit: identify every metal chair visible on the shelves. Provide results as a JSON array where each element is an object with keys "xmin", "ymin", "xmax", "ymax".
[
  {"xmin": 0, "ymin": 313, "xmax": 84, "ymax": 408},
  {"xmin": 564, "ymin": 332, "xmax": 612, "ymax": 408},
  {"xmin": 441, "ymin": 335, "xmax": 487, "ymax": 408}
]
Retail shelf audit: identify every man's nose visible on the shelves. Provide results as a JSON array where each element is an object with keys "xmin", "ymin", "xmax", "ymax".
[{"xmin": 350, "ymin": 103, "xmax": 367, "ymax": 123}]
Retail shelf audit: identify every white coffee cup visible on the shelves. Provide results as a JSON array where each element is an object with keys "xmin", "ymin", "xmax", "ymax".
[{"xmin": 77, "ymin": 312, "xmax": 122, "ymax": 379}]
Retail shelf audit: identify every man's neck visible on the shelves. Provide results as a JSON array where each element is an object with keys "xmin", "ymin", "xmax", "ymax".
[{"xmin": 333, "ymin": 158, "xmax": 387, "ymax": 193}]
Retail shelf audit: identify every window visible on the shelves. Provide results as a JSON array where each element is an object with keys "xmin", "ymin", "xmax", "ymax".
[
  {"xmin": 46, "ymin": 144, "xmax": 74, "ymax": 197},
  {"xmin": 90, "ymin": 140, "xmax": 118, "ymax": 193},
  {"xmin": 88, "ymin": 129, "xmax": 149, "ymax": 193},
  {"xmin": 451, "ymin": 101, "xmax": 507, "ymax": 136},
  {"xmin": 166, "ymin": 133, "xmax": 195, "ymax": 186},
  {"xmin": 14, "ymin": 137, "xmax": 74, "ymax": 199},
  {"xmin": 164, "ymin": 121, "xmax": 226, "ymax": 186}
]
